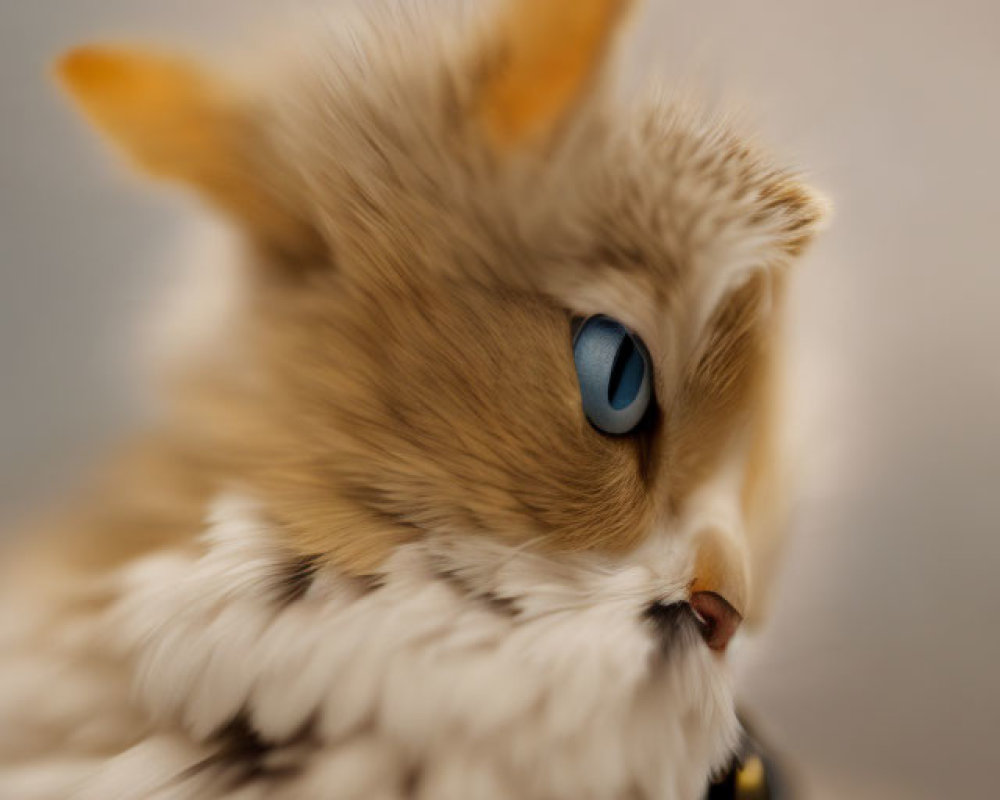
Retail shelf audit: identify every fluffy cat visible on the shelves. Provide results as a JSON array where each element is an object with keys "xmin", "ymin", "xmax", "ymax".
[{"xmin": 0, "ymin": 0, "xmax": 825, "ymax": 797}]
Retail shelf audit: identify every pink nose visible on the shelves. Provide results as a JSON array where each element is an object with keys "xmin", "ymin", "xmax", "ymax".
[{"xmin": 690, "ymin": 591, "xmax": 743, "ymax": 652}]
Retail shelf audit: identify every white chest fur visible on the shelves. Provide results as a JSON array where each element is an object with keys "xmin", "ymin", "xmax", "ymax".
[{"xmin": 0, "ymin": 496, "xmax": 738, "ymax": 799}]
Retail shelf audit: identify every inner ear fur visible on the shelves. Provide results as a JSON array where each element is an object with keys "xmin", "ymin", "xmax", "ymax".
[
  {"xmin": 478, "ymin": 0, "xmax": 635, "ymax": 149},
  {"xmin": 56, "ymin": 45, "xmax": 325, "ymax": 267}
]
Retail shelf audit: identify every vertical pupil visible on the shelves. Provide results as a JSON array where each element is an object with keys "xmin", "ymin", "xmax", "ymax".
[{"xmin": 608, "ymin": 336, "xmax": 645, "ymax": 410}]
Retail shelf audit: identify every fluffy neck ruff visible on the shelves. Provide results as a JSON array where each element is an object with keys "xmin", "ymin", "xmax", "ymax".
[{"xmin": 4, "ymin": 495, "xmax": 739, "ymax": 799}]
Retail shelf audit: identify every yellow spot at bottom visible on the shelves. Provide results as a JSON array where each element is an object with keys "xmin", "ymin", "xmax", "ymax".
[{"xmin": 735, "ymin": 755, "xmax": 767, "ymax": 797}]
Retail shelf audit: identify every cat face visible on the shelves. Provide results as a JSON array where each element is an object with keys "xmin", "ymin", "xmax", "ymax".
[{"xmin": 58, "ymin": 0, "xmax": 824, "ymax": 631}]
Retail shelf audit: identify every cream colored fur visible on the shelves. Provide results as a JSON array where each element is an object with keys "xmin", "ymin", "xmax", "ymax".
[{"xmin": 0, "ymin": 494, "xmax": 738, "ymax": 799}]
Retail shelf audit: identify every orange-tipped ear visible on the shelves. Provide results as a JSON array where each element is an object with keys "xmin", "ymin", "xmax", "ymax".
[
  {"xmin": 480, "ymin": 0, "xmax": 635, "ymax": 148},
  {"xmin": 56, "ymin": 45, "xmax": 322, "ymax": 263},
  {"xmin": 57, "ymin": 46, "xmax": 238, "ymax": 181}
]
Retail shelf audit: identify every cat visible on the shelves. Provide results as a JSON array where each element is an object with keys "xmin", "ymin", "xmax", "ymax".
[{"xmin": 0, "ymin": 0, "xmax": 825, "ymax": 797}]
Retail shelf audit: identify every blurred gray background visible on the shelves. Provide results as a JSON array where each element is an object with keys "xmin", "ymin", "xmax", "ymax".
[{"xmin": 2, "ymin": 1, "xmax": 998, "ymax": 797}]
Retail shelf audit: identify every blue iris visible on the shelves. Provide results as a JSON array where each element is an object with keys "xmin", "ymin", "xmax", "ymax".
[{"xmin": 572, "ymin": 315, "xmax": 652, "ymax": 435}]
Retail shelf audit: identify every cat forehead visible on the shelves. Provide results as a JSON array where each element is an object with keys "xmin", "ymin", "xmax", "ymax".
[
  {"xmin": 274, "ymin": 81, "xmax": 800, "ymax": 271},
  {"xmin": 260, "ymin": 3, "xmax": 820, "ymax": 341}
]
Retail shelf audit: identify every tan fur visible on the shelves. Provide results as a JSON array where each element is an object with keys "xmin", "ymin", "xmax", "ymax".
[
  {"xmin": 38, "ymin": 0, "xmax": 827, "ymax": 580},
  {"xmin": 1, "ymin": 2, "xmax": 827, "ymax": 793},
  {"xmin": 738, "ymin": 277, "xmax": 791, "ymax": 623}
]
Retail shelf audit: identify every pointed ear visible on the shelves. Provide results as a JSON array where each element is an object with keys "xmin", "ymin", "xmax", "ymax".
[
  {"xmin": 56, "ymin": 45, "xmax": 323, "ymax": 264},
  {"xmin": 764, "ymin": 178, "xmax": 832, "ymax": 257},
  {"xmin": 479, "ymin": 0, "xmax": 635, "ymax": 148}
]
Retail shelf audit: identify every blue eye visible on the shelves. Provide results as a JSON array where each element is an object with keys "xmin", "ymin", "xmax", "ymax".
[{"xmin": 572, "ymin": 315, "xmax": 653, "ymax": 435}]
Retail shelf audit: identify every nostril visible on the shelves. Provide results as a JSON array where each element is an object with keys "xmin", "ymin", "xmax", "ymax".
[{"xmin": 690, "ymin": 591, "xmax": 743, "ymax": 653}]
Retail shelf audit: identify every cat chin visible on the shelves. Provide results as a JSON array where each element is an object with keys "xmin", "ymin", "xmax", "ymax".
[{"xmin": 31, "ymin": 493, "xmax": 732, "ymax": 799}]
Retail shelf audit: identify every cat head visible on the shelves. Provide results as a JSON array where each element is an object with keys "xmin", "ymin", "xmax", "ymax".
[{"xmin": 57, "ymin": 0, "xmax": 826, "ymax": 644}]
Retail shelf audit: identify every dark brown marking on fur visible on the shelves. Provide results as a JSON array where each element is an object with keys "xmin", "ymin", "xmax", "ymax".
[
  {"xmin": 343, "ymin": 485, "xmax": 428, "ymax": 537},
  {"xmin": 280, "ymin": 552, "xmax": 384, "ymax": 605},
  {"xmin": 214, "ymin": 713, "xmax": 283, "ymax": 786},
  {"xmin": 356, "ymin": 572, "xmax": 387, "ymax": 593},
  {"xmin": 643, "ymin": 601, "xmax": 700, "ymax": 661},
  {"xmin": 434, "ymin": 565, "xmax": 519, "ymax": 618},
  {"xmin": 276, "ymin": 553, "xmax": 321, "ymax": 606},
  {"xmin": 176, "ymin": 711, "xmax": 313, "ymax": 790}
]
